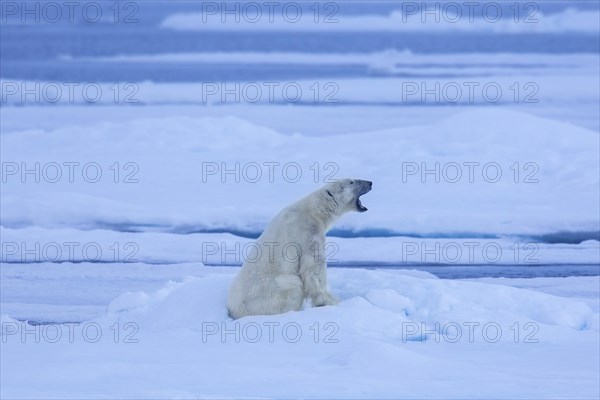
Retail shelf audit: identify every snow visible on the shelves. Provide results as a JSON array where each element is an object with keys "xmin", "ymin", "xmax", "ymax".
[
  {"xmin": 2, "ymin": 226, "xmax": 599, "ymax": 266},
  {"xmin": 2, "ymin": 265, "xmax": 599, "ymax": 399},
  {"xmin": 1, "ymin": 108, "xmax": 598, "ymax": 236},
  {"xmin": 160, "ymin": 8, "xmax": 600, "ymax": 34},
  {"xmin": 2, "ymin": 95, "xmax": 599, "ymax": 399},
  {"xmin": 56, "ymin": 50, "xmax": 597, "ymax": 72},
  {"xmin": 6, "ymin": 52, "xmax": 600, "ymax": 106},
  {"xmin": 467, "ymin": 276, "xmax": 600, "ymax": 311},
  {"xmin": 2, "ymin": 7, "xmax": 599, "ymax": 397}
]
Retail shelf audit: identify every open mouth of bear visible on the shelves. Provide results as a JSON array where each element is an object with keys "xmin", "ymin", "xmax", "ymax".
[{"xmin": 356, "ymin": 188, "xmax": 371, "ymax": 212}]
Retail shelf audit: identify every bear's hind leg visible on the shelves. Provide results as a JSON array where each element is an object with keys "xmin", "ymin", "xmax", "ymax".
[
  {"xmin": 271, "ymin": 274, "xmax": 304, "ymax": 314},
  {"xmin": 238, "ymin": 275, "xmax": 303, "ymax": 317}
]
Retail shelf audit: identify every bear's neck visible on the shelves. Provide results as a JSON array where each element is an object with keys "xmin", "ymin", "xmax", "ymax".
[{"xmin": 306, "ymin": 190, "xmax": 342, "ymax": 232}]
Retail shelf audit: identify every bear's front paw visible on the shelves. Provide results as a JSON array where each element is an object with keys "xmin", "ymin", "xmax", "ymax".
[{"xmin": 313, "ymin": 293, "xmax": 340, "ymax": 307}]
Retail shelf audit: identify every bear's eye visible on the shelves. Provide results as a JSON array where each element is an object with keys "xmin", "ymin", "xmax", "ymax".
[{"xmin": 350, "ymin": 180, "xmax": 354, "ymax": 184}]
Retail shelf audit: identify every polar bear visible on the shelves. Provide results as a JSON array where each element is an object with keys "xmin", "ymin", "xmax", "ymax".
[{"xmin": 227, "ymin": 179, "xmax": 372, "ymax": 319}]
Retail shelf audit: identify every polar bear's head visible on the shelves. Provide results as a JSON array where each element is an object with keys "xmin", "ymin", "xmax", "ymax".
[{"xmin": 324, "ymin": 178, "xmax": 373, "ymax": 214}]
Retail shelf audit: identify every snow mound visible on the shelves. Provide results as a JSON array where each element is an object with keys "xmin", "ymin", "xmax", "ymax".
[
  {"xmin": 104, "ymin": 275, "xmax": 230, "ymax": 330},
  {"xmin": 3, "ymin": 269, "xmax": 599, "ymax": 399},
  {"xmin": 102, "ymin": 268, "xmax": 597, "ymax": 338}
]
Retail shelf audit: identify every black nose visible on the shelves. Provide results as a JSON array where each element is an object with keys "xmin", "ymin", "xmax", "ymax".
[{"xmin": 367, "ymin": 181, "xmax": 372, "ymax": 187}]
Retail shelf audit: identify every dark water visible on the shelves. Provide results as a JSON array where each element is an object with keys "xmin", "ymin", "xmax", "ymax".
[
  {"xmin": 202, "ymin": 263, "xmax": 600, "ymax": 278},
  {"xmin": 80, "ymin": 223, "xmax": 600, "ymax": 245},
  {"xmin": 334, "ymin": 264, "xmax": 600, "ymax": 279}
]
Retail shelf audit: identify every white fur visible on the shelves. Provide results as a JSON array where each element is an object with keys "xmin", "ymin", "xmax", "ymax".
[{"xmin": 227, "ymin": 179, "xmax": 371, "ymax": 319}]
